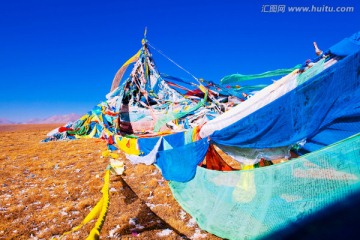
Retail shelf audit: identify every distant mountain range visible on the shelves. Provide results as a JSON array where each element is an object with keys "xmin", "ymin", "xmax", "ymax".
[
  {"xmin": 0, "ymin": 113, "xmax": 82, "ymax": 125},
  {"xmin": 0, "ymin": 118, "xmax": 15, "ymax": 125}
]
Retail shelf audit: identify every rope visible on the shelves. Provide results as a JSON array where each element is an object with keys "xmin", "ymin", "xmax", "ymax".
[
  {"xmin": 58, "ymin": 167, "xmax": 111, "ymax": 240},
  {"xmin": 86, "ymin": 167, "xmax": 110, "ymax": 239},
  {"xmin": 147, "ymin": 42, "xmax": 201, "ymax": 85}
]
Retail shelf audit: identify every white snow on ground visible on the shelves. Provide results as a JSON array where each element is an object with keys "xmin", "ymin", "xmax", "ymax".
[
  {"xmin": 156, "ymin": 229, "xmax": 173, "ymax": 237},
  {"xmin": 191, "ymin": 228, "xmax": 208, "ymax": 239}
]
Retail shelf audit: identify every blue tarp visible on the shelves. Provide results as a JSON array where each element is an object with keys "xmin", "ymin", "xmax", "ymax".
[{"xmin": 210, "ymin": 49, "xmax": 360, "ymax": 152}]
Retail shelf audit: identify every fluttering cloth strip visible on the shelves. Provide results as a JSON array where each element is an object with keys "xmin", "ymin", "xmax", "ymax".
[
  {"xmin": 110, "ymin": 50, "xmax": 141, "ymax": 92},
  {"xmin": 220, "ymin": 64, "xmax": 301, "ymax": 84}
]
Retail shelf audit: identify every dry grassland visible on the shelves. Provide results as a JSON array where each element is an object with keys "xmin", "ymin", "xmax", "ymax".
[{"xmin": 0, "ymin": 124, "xmax": 221, "ymax": 239}]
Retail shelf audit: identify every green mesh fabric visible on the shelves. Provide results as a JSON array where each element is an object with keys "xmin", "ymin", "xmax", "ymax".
[
  {"xmin": 169, "ymin": 133, "xmax": 360, "ymax": 240},
  {"xmin": 296, "ymin": 58, "xmax": 325, "ymax": 85}
]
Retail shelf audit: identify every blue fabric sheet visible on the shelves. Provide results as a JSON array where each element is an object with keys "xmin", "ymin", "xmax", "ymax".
[
  {"xmin": 162, "ymin": 131, "xmax": 185, "ymax": 149},
  {"xmin": 137, "ymin": 136, "xmax": 160, "ymax": 156},
  {"xmin": 210, "ymin": 49, "xmax": 360, "ymax": 152},
  {"xmin": 155, "ymin": 138, "xmax": 209, "ymax": 182},
  {"xmin": 329, "ymin": 31, "xmax": 360, "ymax": 57},
  {"xmin": 137, "ymin": 131, "xmax": 186, "ymax": 156}
]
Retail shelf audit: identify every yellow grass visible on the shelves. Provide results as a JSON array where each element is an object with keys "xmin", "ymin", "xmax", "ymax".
[{"xmin": 0, "ymin": 124, "xmax": 221, "ymax": 239}]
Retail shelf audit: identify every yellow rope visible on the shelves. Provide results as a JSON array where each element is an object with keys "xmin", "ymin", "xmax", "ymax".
[
  {"xmin": 86, "ymin": 168, "xmax": 110, "ymax": 239},
  {"xmin": 58, "ymin": 167, "xmax": 111, "ymax": 239}
]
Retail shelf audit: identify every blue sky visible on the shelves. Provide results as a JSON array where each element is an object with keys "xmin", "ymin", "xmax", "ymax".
[{"xmin": 0, "ymin": 0, "xmax": 359, "ymax": 122}]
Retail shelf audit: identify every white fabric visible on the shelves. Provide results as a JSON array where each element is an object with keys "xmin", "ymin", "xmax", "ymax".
[
  {"xmin": 46, "ymin": 127, "xmax": 60, "ymax": 137},
  {"xmin": 216, "ymin": 145, "xmax": 291, "ymax": 165},
  {"xmin": 109, "ymin": 159, "xmax": 125, "ymax": 175}
]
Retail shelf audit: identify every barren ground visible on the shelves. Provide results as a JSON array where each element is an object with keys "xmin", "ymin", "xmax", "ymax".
[{"xmin": 0, "ymin": 124, "xmax": 221, "ymax": 240}]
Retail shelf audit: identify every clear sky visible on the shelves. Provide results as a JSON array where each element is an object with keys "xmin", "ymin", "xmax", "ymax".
[{"xmin": 1, "ymin": 0, "xmax": 359, "ymax": 122}]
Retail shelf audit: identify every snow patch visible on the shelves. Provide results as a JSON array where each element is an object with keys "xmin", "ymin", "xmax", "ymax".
[{"xmin": 157, "ymin": 229, "xmax": 173, "ymax": 237}]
